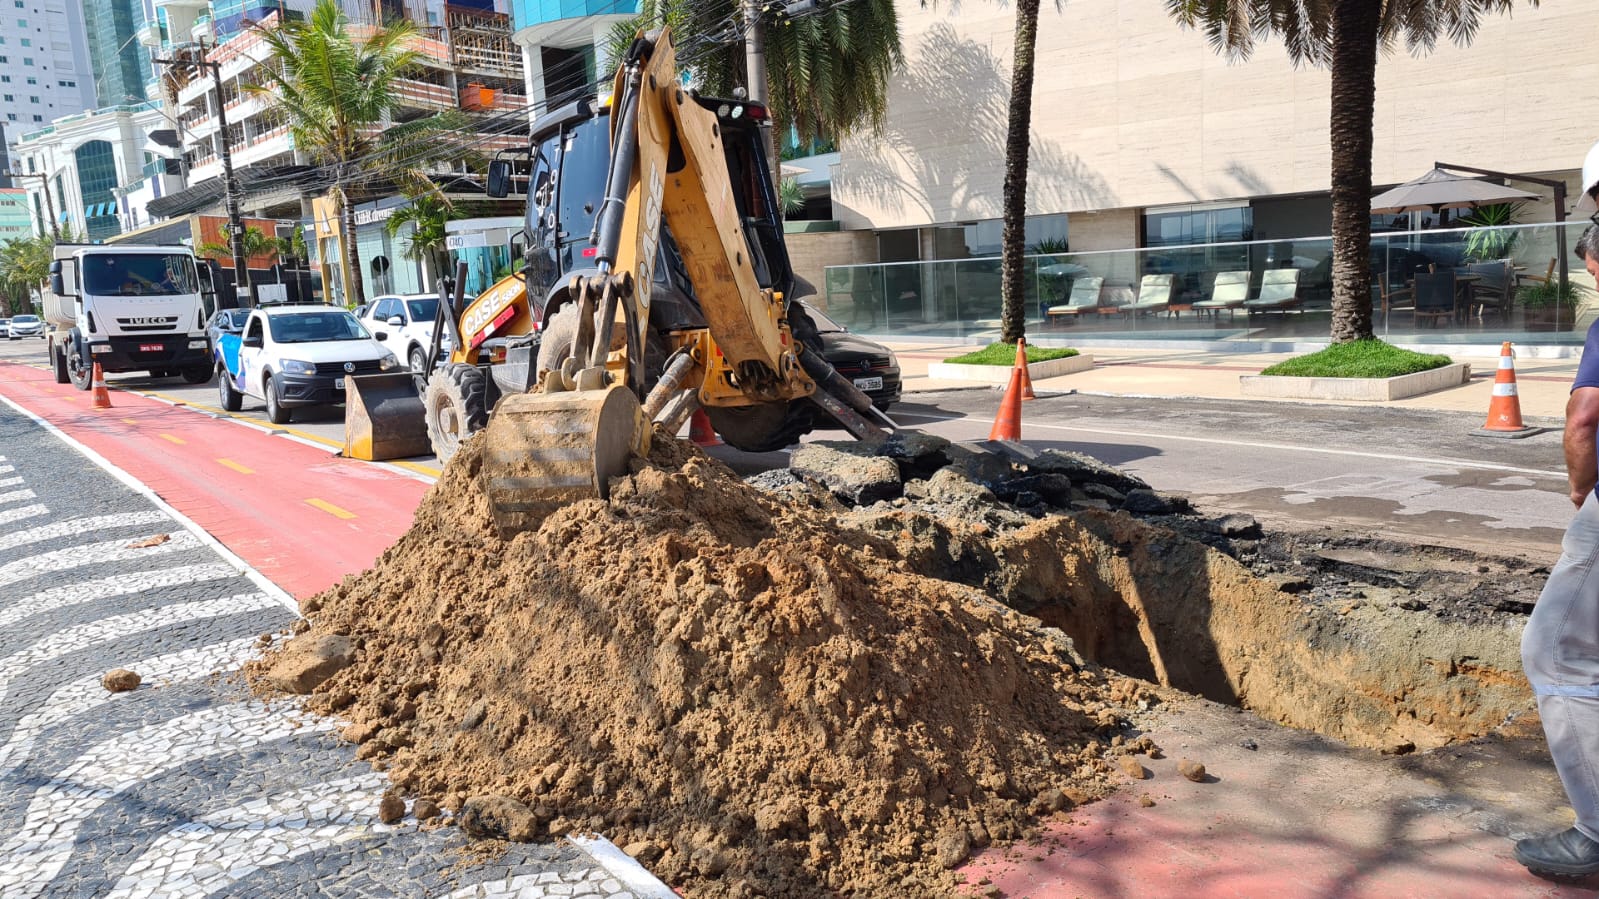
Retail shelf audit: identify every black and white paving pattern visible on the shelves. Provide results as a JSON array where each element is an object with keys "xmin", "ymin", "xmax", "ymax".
[{"xmin": 0, "ymin": 403, "xmax": 671, "ymax": 898}]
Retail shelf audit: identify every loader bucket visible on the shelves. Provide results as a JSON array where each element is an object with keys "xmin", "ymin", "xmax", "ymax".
[
  {"xmin": 343, "ymin": 373, "xmax": 431, "ymax": 461},
  {"xmin": 479, "ymin": 385, "xmax": 648, "ymax": 537}
]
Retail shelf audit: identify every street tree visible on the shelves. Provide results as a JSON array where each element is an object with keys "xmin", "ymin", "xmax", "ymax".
[
  {"xmin": 247, "ymin": 0, "xmax": 469, "ymax": 306},
  {"xmin": 384, "ymin": 191, "xmax": 462, "ymax": 291},
  {"xmin": 197, "ymin": 224, "xmax": 279, "ymax": 263},
  {"xmin": 998, "ymin": 0, "xmax": 1045, "ymax": 344},
  {"xmin": 1166, "ymin": 0, "xmax": 1536, "ymax": 343},
  {"xmin": 603, "ymin": 0, "xmax": 902, "ymax": 147}
]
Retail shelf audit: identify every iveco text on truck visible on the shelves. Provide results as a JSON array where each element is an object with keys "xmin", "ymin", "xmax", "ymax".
[{"xmin": 46, "ymin": 245, "xmax": 215, "ymax": 389}]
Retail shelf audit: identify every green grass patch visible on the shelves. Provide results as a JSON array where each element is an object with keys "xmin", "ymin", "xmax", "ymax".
[
  {"xmin": 944, "ymin": 342, "xmax": 1080, "ymax": 366},
  {"xmin": 1259, "ymin": 339, "xmax": 1453, "ymax": 379}
]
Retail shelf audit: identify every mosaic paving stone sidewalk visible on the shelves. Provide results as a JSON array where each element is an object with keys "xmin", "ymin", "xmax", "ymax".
[{"xmin": 0, "ymin": 402, "xmax": 671, "ymax": 898}]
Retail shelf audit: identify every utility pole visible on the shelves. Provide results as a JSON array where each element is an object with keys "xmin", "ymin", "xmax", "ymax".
[
  {"xmin": 10, "ymin": 169, "xmax": 61, "ymax": 240},
  {"xmin": 155, "ymin": 41, "xmax": 250, "ymax": 308},
  {"xmin": 742, "ymin": 0, "xmax": 779, "ymax": 194}
]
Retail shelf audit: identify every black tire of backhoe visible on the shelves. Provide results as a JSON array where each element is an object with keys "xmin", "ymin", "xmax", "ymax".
[
  {"xmin": 424, "ymin": 363, "xmax": 488, "ymax": 464},
  {"xmin": 706, "ymin": 302, "xmax": 826, "ymax": 453}
]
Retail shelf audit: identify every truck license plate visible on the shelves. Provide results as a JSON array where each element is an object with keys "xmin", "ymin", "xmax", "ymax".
[
  {"xmin": 852, "ymin": 376, "xmax": 883, "ymax": 392},
  {"xmin": 139, "ymin": 344, "xmax": 161, "ymax": 353},
  {"xmin": 335, "ymin": 378, "xmax": 345, "ymax": 390}
]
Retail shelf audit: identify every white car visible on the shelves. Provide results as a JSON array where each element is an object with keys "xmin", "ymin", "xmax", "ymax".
[
  {"xmin": 357, "ymin": 293, "xmax": 458, "ymax": 374},
  {"xmin": 8, "ymin": 314, "xmax": 44, "ymax": 339},
  {"xmin": 215, "ymin": 304, "xmax": 399, "ymax": 424}
]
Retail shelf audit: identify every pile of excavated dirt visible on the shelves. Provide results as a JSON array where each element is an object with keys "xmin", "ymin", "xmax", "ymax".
[
  {"xmin": 254, "ymin": 426, "xmax": 1541, "ymax": 894},
  {"xmin": 254, "ymin": 432, "xmax": 1157, "ymax": 897}
]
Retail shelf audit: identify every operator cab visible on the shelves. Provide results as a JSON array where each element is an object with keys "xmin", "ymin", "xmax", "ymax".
[{"xmin": 487, "ymin": 92, "xmax": 794, "ymax": 334}]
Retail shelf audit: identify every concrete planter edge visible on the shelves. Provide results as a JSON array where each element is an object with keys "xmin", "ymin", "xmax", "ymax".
[
  {"xmin": 927, "ymin": 354, "xmax": 1096, "ymax": 384},
  {"xmin": 1238, "ymin": 362, "xmax": 1472, "ymax": 402}
]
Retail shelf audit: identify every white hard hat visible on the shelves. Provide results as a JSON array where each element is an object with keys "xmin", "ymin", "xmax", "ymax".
[{"xmin": 1578, "ymin": 140, "xmax": 1599, "ymax": 215}]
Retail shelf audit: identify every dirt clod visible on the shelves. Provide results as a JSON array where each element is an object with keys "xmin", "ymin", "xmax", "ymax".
[
  {"xmin": 378, "ymin": 791, "xmax": 406, "ymax": 824},
  {"xmin": 125, "ymin": 534, "xmax": 170, "ymax": 549},
  {"xmin": 459, "ymin": 795, "xmax": 538, "ymax": 842},
  {"xmin": 1178, "ymin": 759, "xmax": 1207, "ymax": 782},
  {"xmin": 1118, "ymin": 755, "xmax": 1147, "ymax": 780},
  {"xmin": 261, "ymin": 634, "xmax": 352, "ymax": 694},
  {"xmin": 101, "ymin": 669, "xmax": 140, "ymax": 692},
  {"xmin": 1138, "ymin": 795, "xmax": 1156, "ymax": 808},
  {"xmin": 414, "ymin": 798, "xmax": 441, "ymax": 821}
]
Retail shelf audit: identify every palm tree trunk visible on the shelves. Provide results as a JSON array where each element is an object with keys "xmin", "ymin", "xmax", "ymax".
[
  {"xmin": 999, "ymin": 0, "xmax": 1041, "ymax": 345},
  {"xmin": 340, "ymin": 181, "xmax": 366, "ymax": 307},
  {"xmin": 1328, "ymin": 0, "xmax": 1381, "ymax": 343}
]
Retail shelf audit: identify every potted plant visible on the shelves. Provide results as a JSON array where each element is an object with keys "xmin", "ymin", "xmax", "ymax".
[
  {"xmin": 1459, "ymin": 202, "xmax": 1525, "ymax": 262},
  {"xmin": 1519, "ymin": 278, "xmax": 1589, "ymax": 331}
]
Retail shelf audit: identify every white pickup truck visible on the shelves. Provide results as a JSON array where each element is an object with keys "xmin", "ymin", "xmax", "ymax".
[{"xmin": 215, "ymin": 303, "xmax": 399, "ymax": 424}]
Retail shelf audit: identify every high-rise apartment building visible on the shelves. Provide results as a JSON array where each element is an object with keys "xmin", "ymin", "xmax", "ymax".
[
  {"xmin": 0, "ymin": 0, "xmax": 98, "ymax": 174},
  {"xmin": 82, "ymin": 0, "xmax": 150, "ymax": 106}
]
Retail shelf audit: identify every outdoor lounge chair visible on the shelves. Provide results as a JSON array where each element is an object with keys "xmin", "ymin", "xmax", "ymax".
[
  {"xmin": 1123, "ymin": 274, "xmax": 1175, "ymax": 316},
  {"xmin": 1193, "ymin": 271, "xmax": 1250, "ymax": 319},
  {"xmin": 1045, "ymin": 276, "xmax": 1104, "ymax": 323},
  {"xmin": 1243, "ymin": 269, "xmax": 1302, "ymax": 314}
]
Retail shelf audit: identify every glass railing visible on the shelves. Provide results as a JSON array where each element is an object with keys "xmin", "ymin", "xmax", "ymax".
[{"xmin": 820, "ymin": 221, "xmax": 1595, "ymax": 345}]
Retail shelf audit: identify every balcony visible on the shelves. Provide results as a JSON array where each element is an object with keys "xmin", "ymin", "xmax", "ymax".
[
  {"xmin": 137, "ymin": 22, "xmax": 162, "ymax": 49},
  {"xmin": 393, "ymin": 78, "xmax": 454, "ymax": 111}
]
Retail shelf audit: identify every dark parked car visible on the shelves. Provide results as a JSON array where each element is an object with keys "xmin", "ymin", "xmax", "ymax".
[
  {"xmin": 0, "ymin": 318, "xmax": 9, "ymax": 338},
  {"xmin": 801, "ymin": 301, "xmax": 901, "ymax": 411}
]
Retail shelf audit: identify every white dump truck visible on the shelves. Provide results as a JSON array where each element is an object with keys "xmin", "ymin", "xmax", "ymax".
[{"xmin": 46, "ymin": 244, "xmax": 217, "ymax": 389}]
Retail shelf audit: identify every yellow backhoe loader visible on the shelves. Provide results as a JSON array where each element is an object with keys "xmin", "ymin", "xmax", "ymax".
[{"xmin": 422, "ymin": 29, "xmax": 894, "ymax": 536}]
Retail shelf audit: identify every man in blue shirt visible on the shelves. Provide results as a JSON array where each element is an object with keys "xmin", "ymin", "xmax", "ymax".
[{"xmin": 1516, "ymin": 141, "xmax": 1599, "ymax": 877}]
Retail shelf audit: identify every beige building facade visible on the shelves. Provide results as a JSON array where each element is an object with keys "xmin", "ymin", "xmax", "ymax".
[{"xmin": 831, "ymin": 0, "xmax": 1594, "ymax": 255}]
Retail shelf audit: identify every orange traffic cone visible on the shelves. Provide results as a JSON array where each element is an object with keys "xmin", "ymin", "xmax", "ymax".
[
  {"xmin": 1474, "ymin": 341, "xmax": 1535, "ymax": 438},
  {"xmin": 1015, "ymin": 337, "xmax": 1036, "ymax": 401},
  {"xmin": 689, "ymin": 408, "xmax": 723, "ymax": 447},
  {"xmin": 91, "ymin": 361, "xmax": 112, "ymax": 409},
  {"xmin": 988, "ymin": 366, "xmax": 1023, "ymax": 441}
]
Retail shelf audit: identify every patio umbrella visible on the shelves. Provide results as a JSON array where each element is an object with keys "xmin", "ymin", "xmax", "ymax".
[{"xmin": 1370, "ymin": 167, "xmax": 1538, "ymax": 214}]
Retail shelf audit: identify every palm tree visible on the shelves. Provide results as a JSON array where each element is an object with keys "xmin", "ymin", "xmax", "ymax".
[
  {"xmin": 197, "ymin": 224, "xmax": 279, "ymax": 263},
  {"xmin": 0, "ymin": 229, "xmax": 73, "ymax": 314},
  {"xmin": 247, "ymin": 0, "xmax": 467, "ymax": 306},
  {"xmin": 1165, "ymin": 0, "xmax": 1535, "ymax": 343},
  {"xmin": 604, "ymin": 0, "xmax": 902, "ymax": 148},
  {"xmin": 998, "ymin": 0, "xmax": 1043, "ymax": 344},
  {"xmin": 384, "ymin": 191, "xmax": 459, "ymax": 291}
]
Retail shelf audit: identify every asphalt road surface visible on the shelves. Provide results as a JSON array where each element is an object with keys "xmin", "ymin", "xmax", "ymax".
[{"xmin": 2, "ymin": 336, "xmax": 1571, "ymax": 559}]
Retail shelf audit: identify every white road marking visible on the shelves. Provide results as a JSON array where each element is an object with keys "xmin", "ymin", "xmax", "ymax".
[
  {"xmin": 890, "ymin": 410, "xmax": 1569, "ymax": 479},
  {"xmin": 0, "ymin": 511, "xmax": 170, "ymax": 553},
  {"xmin": 0, "ymin": 563, "xmax": 238, "ymax": 631},
  {"xmin": 103, "ymin": 774, "xmax": 389, "ymax": 899},
  {"xmin": 0, "ymin": 531, "xmax": 201, "ymax": 589},
  {"xmin": 0, "ymin": 489, "xmax": 38, "ymax": 507},
  {"xmin": 0, "ymin": 702, "xmax": 334, "ymax": 899},
  {"xmin": 0, "ymin": 637, "xmax": 259, "ymax": 778},
  {"xmin": 0, "ymin": 593, "xmax": 279, "ymax": 706},
  {"xmin": 0, "ymin": 477, "xmax": 17, "ymax": 488},
  {"xmin": 0, "ymin": 504, "xmax": 47, "ymax": 528}
]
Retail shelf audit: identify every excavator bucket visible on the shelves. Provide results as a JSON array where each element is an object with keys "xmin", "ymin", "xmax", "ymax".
[
  {"xmin": 479, "ymin": 385, "xmax": 649, "ymax": 537},
  {"xmin": 342, "ymin": 373, "xmax": 431, "ymax": 461}
]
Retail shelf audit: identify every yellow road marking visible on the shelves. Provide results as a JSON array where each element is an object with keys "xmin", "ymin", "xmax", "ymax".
[
  {"xmin": 158, "ymin": 433, "xmax": 186, "ymax": 445},
  {"xmin": 388, "ymin": 459, "xmax": 443, "ymax": 478},
  {"xmin": 305, "ymin": 498, "xmax": 356, "ymax": 520},
  {"xmin": 217, "ymin": 458, "xmax": 254, "ymax": 474},
  {"xmin": 121, "ymin": 418, "xmax": 138, "ymax": 425}
]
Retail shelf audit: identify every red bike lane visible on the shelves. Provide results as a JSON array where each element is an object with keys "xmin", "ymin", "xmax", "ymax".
[{"xmin": 0, "ymin": 361, "xmax": 429, "ymax": 602}]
